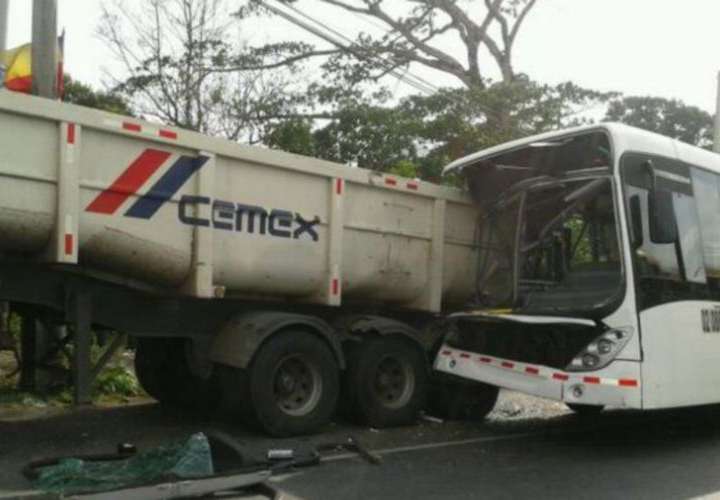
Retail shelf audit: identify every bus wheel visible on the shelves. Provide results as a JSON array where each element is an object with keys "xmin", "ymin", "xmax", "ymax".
[
  {"xmin": 342, "ymin": 336, "xmax": 427, "ymax": 428},
  {"xmin": 427, "ymin": 374, "xmax": 499, "ymax": 421},
  {"xmin": 231, "ymin": 330, "xmax": 340, "ymax": 437},
  {"xmin": 567, "ymin": 403, "xmax": 604, "ymax": 415},
  {"xmin": 134, "ymin": 337, "xmax": 220, "ymax": 411}
]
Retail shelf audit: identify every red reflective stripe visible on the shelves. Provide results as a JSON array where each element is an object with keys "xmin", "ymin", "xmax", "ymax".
[
  {"xmin": 85, "ymin": 149, "xmax": 172, "ymax": 214},
  {"xmin": 583, "ymin": 376, "xmax": 601, "ymax": 384},
  {"xmin": 441, "ymin": 350, "xmax": 451, "ymax": 356},
  {"xmin": 407, "ymin": 181, "xmax": 419, "ymax": 190},
  {"xmin": 479, "ymin": 357, "xmax": 492, "ymax": 363},
  {"xmin": 501, "ymin": 361, "xmax": 514, "ymax": 368},
  {"xmin": 619, "ymin": 379, "xmax": 638, "ymax": 387},
  {"xmin": 385, "ymin": 177, "xmax": 397, "ymax": 186},
  {"xmin": 67, "ymin": 123, "xmax": 76, "ymax": 144},
  {"xmin": 331, "ymin": 278, "xmax": 339, "ymax": 296},
  {"xmin": 525, "ymin": 366, "xmax": 539, "ymax": 375},
  {"xmin": 336, "ymin": 178, "xmax": 343, "ymax": 195},
  {"xmin": 460, "ymin": 353, "xmax": 471, "ymax": 359},
  {"xmin": 64, "ymin": 234, "xmax": 73, "ymax": 255},
  {"xmin": 553, "ymin": 373, "xmax": 569, "ymax": 381},
  {"xmin": 123, "ymin": 122, "xmax": 141, "ymax": 132},
  {"xmin": 159, "ymin": 129, "xmax": 177, "ymax": 139}
]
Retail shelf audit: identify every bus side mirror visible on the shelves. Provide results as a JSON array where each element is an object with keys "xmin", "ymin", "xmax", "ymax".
[
  {"xmin": 629, "ymin": 195, "xmax": 643, "ymax": 248},
  {"xmin": 648, "ymin": 189, "xmax": 678, "ymax": 244}
]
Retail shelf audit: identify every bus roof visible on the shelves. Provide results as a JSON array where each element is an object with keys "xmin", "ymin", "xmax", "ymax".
[{"xmin": 443, "ymin": 122, "xmax": 720, "ymax": 176}]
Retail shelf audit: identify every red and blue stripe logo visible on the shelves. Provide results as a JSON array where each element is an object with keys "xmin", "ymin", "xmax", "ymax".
[{"xmin": 86, "ymin": 149, "xmax": 208, "ymax": 219}]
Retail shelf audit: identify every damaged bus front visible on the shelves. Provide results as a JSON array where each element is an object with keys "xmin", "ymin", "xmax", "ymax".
[{"xmin": 435, "ymin": 125, "xmax": 644, "ymax": 414}]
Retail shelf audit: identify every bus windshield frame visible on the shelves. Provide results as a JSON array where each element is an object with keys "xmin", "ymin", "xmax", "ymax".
[{"xmin": 462, "ymin": 130, "xmax": 626, "ymax": 319}]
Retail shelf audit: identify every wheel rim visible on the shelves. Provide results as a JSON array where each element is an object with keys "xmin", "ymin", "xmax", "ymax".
[
  {"xmin": 272, "ymin": 354, "xmax": 322, "ymax": 417},
  {"xmin": 373, "ymin": 355, "xmax": 415, "ymax": 409}
]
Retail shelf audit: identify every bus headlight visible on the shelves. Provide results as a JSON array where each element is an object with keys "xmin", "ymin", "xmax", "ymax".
[{"xmin": 566, "ymin": 327, "xmax": 633, "ymax": 372}]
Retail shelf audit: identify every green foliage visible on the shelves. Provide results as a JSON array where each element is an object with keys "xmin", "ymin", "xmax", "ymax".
[
  {"xmin": 266, "ymin": 120, "xmax": 316, "ymax": 156},
  {"xmin": 95, "ymin": 365, "xmax": 140, "ymax": 398},
  {"xmin": 388, "ymin": 160, "xmax": 418, "ymax": 179},
  {"xmin": 63, "ymin": 76, "xmax": 134, "ymax": 116},
  {"xmin": 312, "ymin": 104, "xmax": 419, "ymax": 170},
  {"xmin": 565, "ymin": 216, "xmax": 593, "ymax": 265},
  {"xmin": 605, "ymin": 96, "xmax": 713, "ymax": 147},
  {"xmin": 398, "ymin": 76, "xmax": 615, "ymax": 161},
  {"xmin": 269, "ymin": 76, "xmax": 614, "ymax": 181},
  {"xmin": 1, "ymin": 324, "xmax": 141, "ymax": 407}
]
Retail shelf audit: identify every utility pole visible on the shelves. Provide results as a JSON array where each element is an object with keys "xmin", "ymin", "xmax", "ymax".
[
  {"xmin": 0, "ymin": 0, "xmax": 9, "ymax": 53},
  {"xmin": 31, "ymin": 0, "xmax": 57, "ymax": 98},
  {"xmin": 714, "ymin": 71, "xmax": 720, "ymax": 153}
]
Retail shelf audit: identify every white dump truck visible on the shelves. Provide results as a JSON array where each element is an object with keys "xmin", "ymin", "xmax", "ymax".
[{"xmin": 0, "ymin": 91, "xmax": 484, "ymax": 436}]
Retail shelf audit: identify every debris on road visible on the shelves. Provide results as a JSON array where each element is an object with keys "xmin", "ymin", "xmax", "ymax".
[
  {"xmin": 421, "ymin": 413, "xmax": 444, "ymax": 424},
  {"xmin": 318, "ymin": 436, "xmax": 382, "ymax": 465},
  {"xmin": 26, "ymin": 433, "xmax": 216, "ymax": 495}
]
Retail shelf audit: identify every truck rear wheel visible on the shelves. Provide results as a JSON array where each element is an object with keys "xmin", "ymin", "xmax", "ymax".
[
  {"xmin": 342, "ymin": 336, "xmax": 427, "ymax": 428},
  {"xmin": 222, "ymin": 330, "xmax": 340, "ymax": 437},
  {"xmin": 427, "ymin": 374, "xmax": 499, "ymax": 421},
  {"xmin": 134, "ymin": 337, "xmax": 220, "ymax": 411}
]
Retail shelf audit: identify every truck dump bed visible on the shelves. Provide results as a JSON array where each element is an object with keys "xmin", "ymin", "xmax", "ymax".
[{"xmin": 0, "ymin": 93, "xmax": 478, "ymax": 312}]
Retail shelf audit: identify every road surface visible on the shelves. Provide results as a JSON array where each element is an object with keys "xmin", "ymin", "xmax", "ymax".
[{"xmin": 3, "ymin": 393, "xmax": 720, "ymax": 499}]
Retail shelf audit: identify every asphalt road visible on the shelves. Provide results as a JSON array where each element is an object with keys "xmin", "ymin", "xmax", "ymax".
[{"xmin": 4, "ymin": 394, "xmax": 720, "ymax": 499}]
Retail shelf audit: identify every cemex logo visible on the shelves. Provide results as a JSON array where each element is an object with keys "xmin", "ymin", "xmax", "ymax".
[{"xmin": 85, "ymin": 148, "xmax": 320, "ymax": 242}]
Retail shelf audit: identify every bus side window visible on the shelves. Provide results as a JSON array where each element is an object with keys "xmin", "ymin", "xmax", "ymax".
[
  {"xmin": 622, "ymin": 154, "xmax": 707, "ymax": 309},
  {"xmin": 690, "ymin": 167, "xmax": 720, "ymax": 291}
]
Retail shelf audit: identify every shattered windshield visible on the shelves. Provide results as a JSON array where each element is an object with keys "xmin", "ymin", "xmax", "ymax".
[{"xmin": 468, "ymin": 132, "xmax": 624, "ymax": 316}]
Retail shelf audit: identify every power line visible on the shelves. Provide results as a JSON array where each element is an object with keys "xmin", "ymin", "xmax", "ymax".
[
  {"xmin": 281, "ymin": 1, "xmax": 448, "ymax": 97},
  {"xmin": 261, "ymin": 0, "xmax": 600, "ymax": 122},
  {"xmin": 261, "ymin": 0, "xmax": 440, "ymax": 96}
]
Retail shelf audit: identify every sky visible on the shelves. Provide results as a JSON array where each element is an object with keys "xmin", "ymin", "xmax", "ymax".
[{"xmin": 5, "ymin": 0, "xmax": 720, "ymax": 114}]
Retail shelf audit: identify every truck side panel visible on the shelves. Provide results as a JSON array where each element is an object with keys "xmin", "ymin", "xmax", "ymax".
[{"xmin": 0, "ymin": 93, "xmax": 479, "ymax": 312}]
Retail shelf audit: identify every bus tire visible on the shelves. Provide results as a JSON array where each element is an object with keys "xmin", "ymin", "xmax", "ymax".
[
  {"xmin": 427, "ymin": 374, "xmax": 499, "ymax": 421},
  {"xmin": 567, "ymin": 403, "xmax": 604, "ymax": 415},
  {"xmin": 342, "ymin": 336, "xmax": 427, "ymax": 428},
  {"xmin": 241, "ymin": 330, "xmax": 340, "ymax": 437},
  {"xmin": 134, "ymin": 337, "xmax": 220, "ymax": 412}
]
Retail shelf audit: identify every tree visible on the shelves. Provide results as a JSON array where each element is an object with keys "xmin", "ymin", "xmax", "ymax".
[
  {"xmin": 264, "ymin": 76, "xmax": 613, "ymax": 180},
  {"xmin": 399, "ymin": 76, "xmax": 614, "ymax": 159},
  {"xmin": 99, "ymin": 0, "xmax": 311, "ymax": 142},
  {"xmin": 63, "ymin": 76, "xmax": 133, "ymax": 115},
  {"xmin": 605, "ymin": 96, "xmax": 713, "ymax": 148},
  {"xmin": 265, "ymin": 119, "xmax": 316, "ymax": 156},
  {"xmin": 245, "ymin": 0, "xmax": 539, "ymax": 88},
  {"xmin": 246, "ymin": 0, "xmax": 614, "ymax": 175},
  {"xmin": 312, "ymin": 104, "xmax": 420, "ymax": 169}
]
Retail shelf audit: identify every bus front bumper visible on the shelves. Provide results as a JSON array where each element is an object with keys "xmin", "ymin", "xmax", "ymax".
[{"xmin": 434, "ymin": 345, "xmax": 642, "ymax": 409}]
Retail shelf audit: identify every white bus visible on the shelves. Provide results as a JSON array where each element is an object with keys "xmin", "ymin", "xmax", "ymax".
[{"xmin": 434, "ymin": 122, "xmax": 720, "ymax": 416}]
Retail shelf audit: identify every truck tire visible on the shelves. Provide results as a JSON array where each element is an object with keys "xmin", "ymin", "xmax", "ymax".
[
  {"xmin": 134, "ymin": 337, "xmax": 220, "ymax": 412},
  {"xmin": 224, "ymin": 330, "xmax": 340, "ymax": 437},
  {"xmin": 426, "ymin": 374, "xmax": 499, "ymax": 421},
  {"xmin": 342, "ymin": 336, "xmax": 427, "ymax": 428}
]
